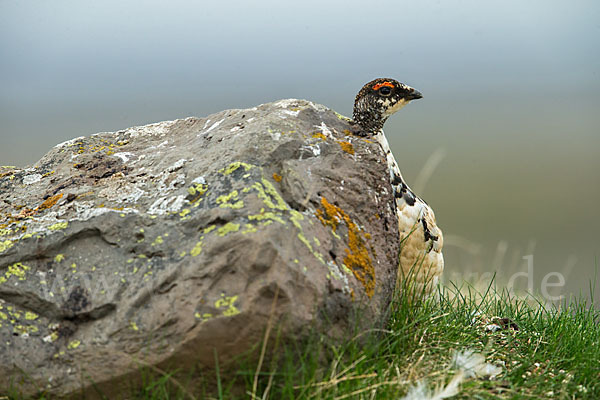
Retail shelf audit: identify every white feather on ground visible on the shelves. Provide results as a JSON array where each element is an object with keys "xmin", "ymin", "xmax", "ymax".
[{"xmin": 400, "ymin": 349, "xmax": 502, "ymax": 400}]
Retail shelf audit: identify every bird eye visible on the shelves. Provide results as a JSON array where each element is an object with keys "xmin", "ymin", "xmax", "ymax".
[{"xmin": 379, "ymin": 86, "xmax": 392, "ymax": 96}]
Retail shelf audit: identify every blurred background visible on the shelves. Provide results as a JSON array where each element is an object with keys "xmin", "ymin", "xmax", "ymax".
[{"xmin": 1, "ymin": 0, "xmax": 598, "ymax": 301}]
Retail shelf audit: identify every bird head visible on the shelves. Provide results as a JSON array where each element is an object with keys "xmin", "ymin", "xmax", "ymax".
[{"xmin": 353, "ymin": 78, "xmax": 423, "ymax": 133}]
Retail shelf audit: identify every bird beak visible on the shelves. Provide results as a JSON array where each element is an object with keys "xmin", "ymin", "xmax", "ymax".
[{"xmin": 407, "ymin": 90, "xmax": 423, "ymax": 101}]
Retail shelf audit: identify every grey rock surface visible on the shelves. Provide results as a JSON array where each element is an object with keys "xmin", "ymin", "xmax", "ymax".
[{"xmin": 0, "ymin": 99, "xmax": 400, "ymax": 397}]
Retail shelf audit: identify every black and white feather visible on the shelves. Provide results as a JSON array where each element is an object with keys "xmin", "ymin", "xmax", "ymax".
[{"xmin": 353, "ymin": 78, "xmax": 444, "ymax": 293}]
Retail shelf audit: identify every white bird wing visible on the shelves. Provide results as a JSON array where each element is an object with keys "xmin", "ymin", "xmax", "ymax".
[{"xmin": 375, "ymin": 130, "xmax": 444, "ymax": 294}]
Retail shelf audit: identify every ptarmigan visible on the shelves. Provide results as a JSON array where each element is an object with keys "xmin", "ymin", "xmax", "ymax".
[{"xmin": 353, "ymin": 78, "xmax": 444, "ymax": 294}]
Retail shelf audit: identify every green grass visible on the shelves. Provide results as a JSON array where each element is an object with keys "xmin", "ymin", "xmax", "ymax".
[{"xmin": 6, "ymin": 280, "xmax": 600, "ymax": 399}]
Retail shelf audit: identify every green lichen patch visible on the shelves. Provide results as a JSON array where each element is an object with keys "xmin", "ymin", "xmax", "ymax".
[
  {"xmin": 252, "ymin": 179, "xmax": 287, "ymax": 211},
  {"xmin": 219, "ymin": 161, "xmax": 254, "ymax": 175},
  {"xmin": 188, "ymin": 182, "xmax": 208, "ymax": 196},
  {"xmin": 24, "ymin": 311, "xmax": 38, "ymax": 320},
  {"xmin": 248, "ymin": 211, "xmax": 286, "ymax": 225},
  {"xmin": 48, "ymin": 221, "xmax": 68, "ymax": 231},
  {"xmin": 0, "ymin": 262, "xmax": 30, "ymax": 284},
  {"xmin": 194, "ymin": 312, "xmax": 213, "ymax": 322},
  {"xmin": 187, "ymin": 182, "xmax": 208, "ymax": 205},
  {"xmin": 67, "ymin": 340, "xmax": 81, "ymax": 350},
  {"xmin": 0, "ymin": 240, "xmax": 13, "ymax": 253},
  {"xmin": 193, "ymin": 294, "xmax": 241, "ymax": 323},
  {"xmin": 215, "ymin": 294, "xmax": 241, "ymax": 317},
  {"xmin": 191, "ymin": 241, "xmax": 203, "ymax": 257},
  {"xmin": 241, "ymin": 224, "xmax": 257, "ymax": 234},
  {"xmin": 334, "ymin": 111, "xmax": 352, "ymax": 121},
  {"xmin": 216, "ymin": 190, "xmax": 244, "ymax": 209},
  {"xmin": 203, "ymin": 225, "xmax": 216, "ymax": 234},
  {"xmin": 151, "ymin": 236, "xmax": 164, "ymax": 246},
  {"xmin": 217, "ymin": 222, "xmax": 240, "ymax": 236},
  {"xmin": 208, "ymin": 168, "xmax": 329, "ymax": 267}
]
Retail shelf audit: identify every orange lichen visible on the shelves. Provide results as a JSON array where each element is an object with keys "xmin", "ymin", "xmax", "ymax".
[
  {"xmin": 311, "ymin": 132, "xmax": 327, "ymax": 141},
  {"xmin": 316, "ymin": 197, "xmax": 375, "ymax": 297},
  {"xmin": 36, "ymin": 193, "xmax": 63, "ymax": 211},
  {"xmin": 338, "ymin": 141, "xmax": 354, "ymax": 155},
  {"xmin": 272, "ymin": 173, "xmax": 282, "ymax": 182},
  {"xmin": 316, "ymin": 198, "xmax": 341, "ymax": 232}
]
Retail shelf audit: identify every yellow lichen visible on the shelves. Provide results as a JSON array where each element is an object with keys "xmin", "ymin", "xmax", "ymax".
[
  {"xmin": 0, "ymin": 240, "xmax": 14, "ymax": 253},
  {"xmin": 335, "ymin": 112, "xmax": 351, "ymax": 121},
  {"xmin": 249, "ymin": 212, "xmax": 286, "ymax": 225},
  {"xmin": 67, "ymin": 340, "xmax": 81, "ymax": 349},
  {"xmin": 54, "ymin": 254, "xmax": 65, "ymax": 263},
  {"xmin": 219, "ymin": 162, "xmax": 254, "ymax": 175},
  {"xmin": 316, "ymin": 197, "xmax": 375, "ymax": 298},
  {"xmin": 289, "ymin": 210, "xmax": 304, "ymax": 230},
  {"xmin": 0, "ymin": 228, "xmax": 12, "ymax": 237},
  {"xmin": 14, "ymin": 324, "xmax": 39, "ymax": 335},
  {"xmin": 25, "ymin": 312, "xmax": 38, "ymax": 320},
  {"xmin": 151, "ymin": 236, "xmax": 164, "ymax": 246},
  {"xmin": 48, "ymin": 221, "xmax": 68, "ymax": 231},
  {"xmin": 195, "ymin": 312, "xmax": 213, "ymax": 321},
  {"xmin": 241, "ymin": 224, "xmax": 258, "ymax": 234},
  {"xmin": 130, "ymin": 321, "xmax": 139, "ymax": 331},
  {"xmin": 203, "ymin": 225, "xmax": 216, "ymax": 234},
  {"xmin": 297, "ymin": 232, "xmax": 313, "ymax": 252},
  {"xmin": 215, "ymin": 294, "xmax": 241, "ymax": 317},
  {"xmin": 253, "ymin": 177, "xmax": 287, "ymax": 210},
  {"xmin": 216, "ymin": 190, "xmax": 244, "ymax": 209},
  {"xmin": 217, "ymin": 222, "xmax": 240, "ymax": 236},
  {"xmin": 187, "ymin": 182, "xmax": 208, "ymax": 203},
  {"xmin": 191, "ymin": 241, "xmax": 203, "ymax": 257},
  {"xmin": 3, "ymin": 262, "xmax": 30, "ymax": 282},
  {"xmin": 216, "ymin": 190, "xmax": 238, "ymax": 204}
]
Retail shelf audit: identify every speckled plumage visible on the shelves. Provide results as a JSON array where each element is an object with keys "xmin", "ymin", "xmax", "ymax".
[{"xmin": 353, "ymin": 78, "xmax": 444, "ymax": 294}]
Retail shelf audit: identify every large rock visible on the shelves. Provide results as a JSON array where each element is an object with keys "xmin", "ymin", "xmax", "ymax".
[{"xmin": 0, "ymin": 99, "xmax": 400, "ymax": 397}]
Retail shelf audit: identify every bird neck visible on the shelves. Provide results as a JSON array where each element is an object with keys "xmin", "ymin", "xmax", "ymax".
[{"xmin": 352, "ymin": 110, "xmax": 387, "ymax": 134}]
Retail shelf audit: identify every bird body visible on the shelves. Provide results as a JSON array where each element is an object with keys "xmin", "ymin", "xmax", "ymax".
[{"xmin": 353, "ymin": 78, "xmax": 444, "ymax": 294}]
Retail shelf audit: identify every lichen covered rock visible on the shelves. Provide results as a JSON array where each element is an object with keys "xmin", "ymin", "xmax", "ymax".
[{"xmin": 0, "ymin": 99, "xmax": 399, "ymax": 397}]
